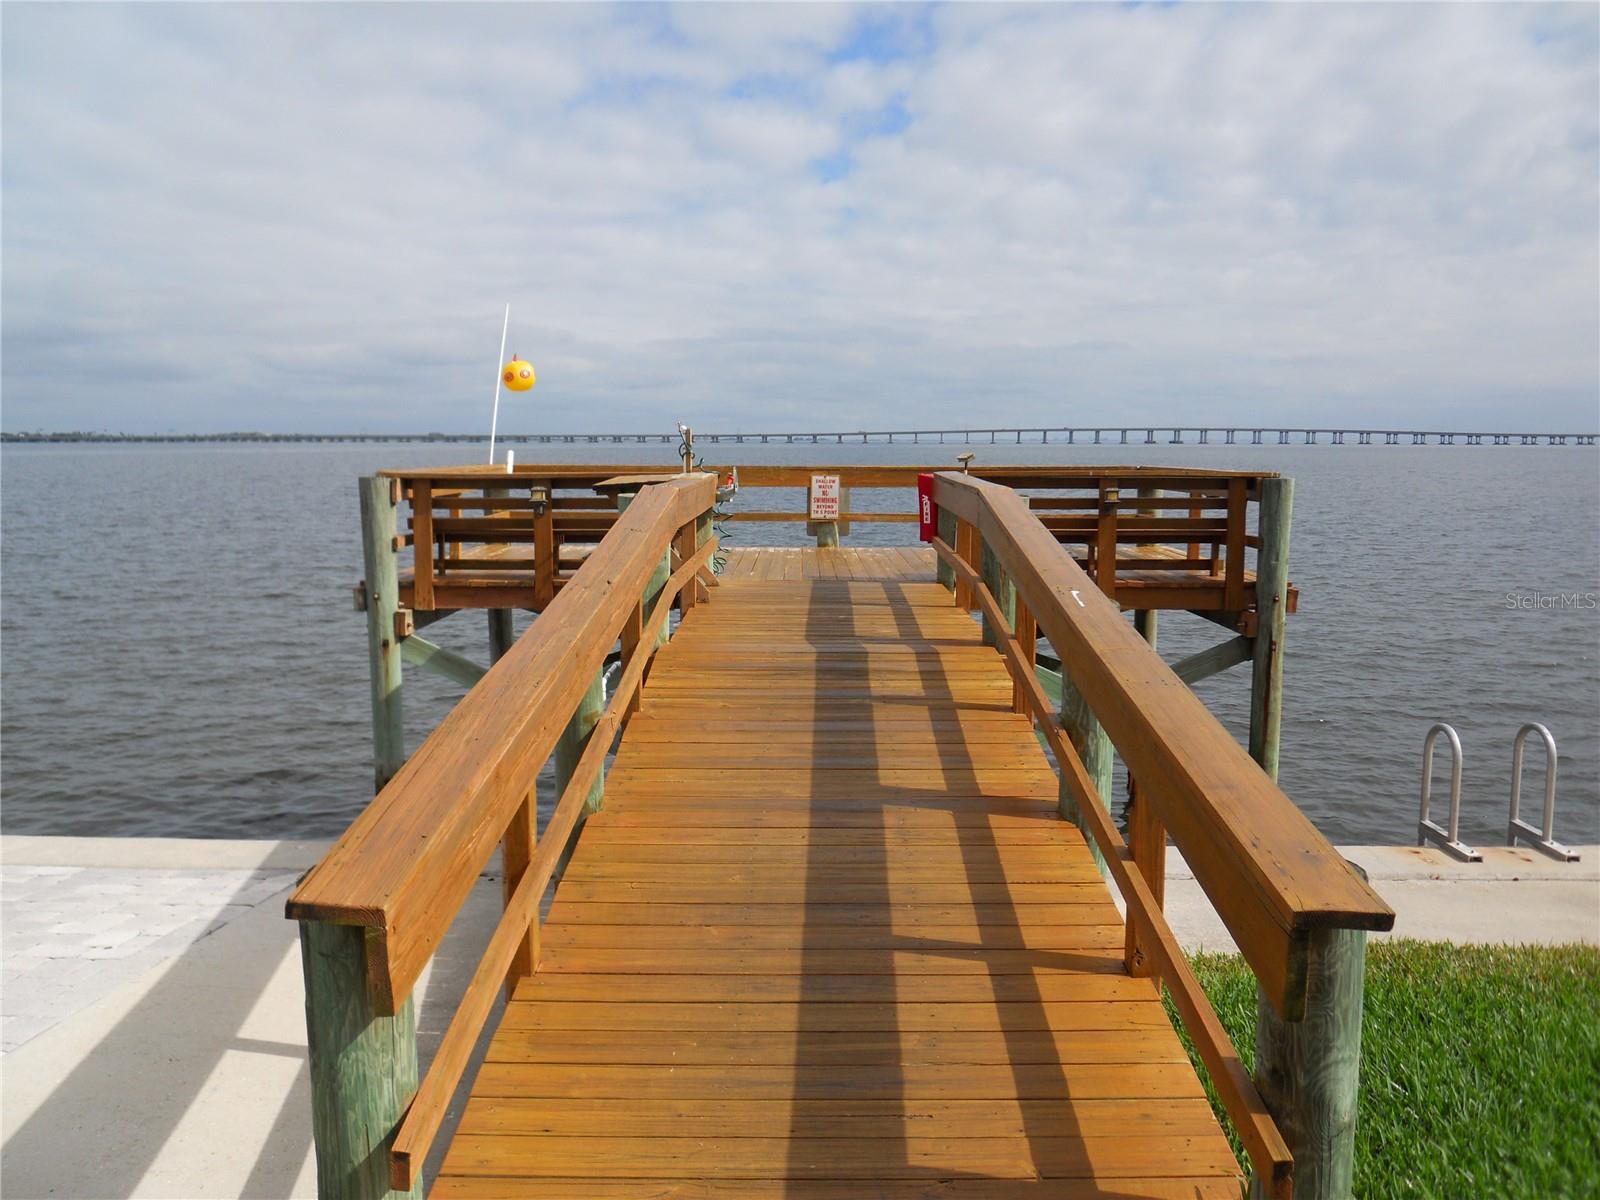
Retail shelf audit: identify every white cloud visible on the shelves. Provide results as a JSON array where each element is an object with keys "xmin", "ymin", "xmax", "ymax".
[{"xmin": 2, "ymin": 2, "xmax": 1595, "ymax": 433}]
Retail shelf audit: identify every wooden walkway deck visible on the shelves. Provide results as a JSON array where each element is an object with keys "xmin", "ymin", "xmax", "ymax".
[{"xmin": 433, "ymin": 549, "xmax": 1243, "ymax": 1198}]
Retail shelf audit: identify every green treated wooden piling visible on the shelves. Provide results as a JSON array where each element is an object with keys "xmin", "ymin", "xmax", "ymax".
[
  {"xmin": 555, "ymin": 674, "xmax": 606, "ymax": 815},
  {"xmin": 299, "ymin": 920, "xmax": 420, "ymax": 1200},
  {"xmin": 358, "ymin": 477, "xmax": 405, "ymax": 792},
  {"xmin": 552, "ymin": 670, "xmax": 605, "ymax": 880},
  {"xmin": 1242, "ymin": 475, "xmax": 1368, "ymax": 1199},
  {"xmin": 486, "ymin": 484, "xmax": 517, "ymax": 663},
  {"xmin": 400, "ymin": 636, "xmax": 487, "ymax": 690},
  {"xmin": 936, "ymin": 507, "xmax": 956, "ymax": 589},
  {"xmin": 487, "ymin": 610, "xmax": 515, "ymax": 663},
  {"xmin": 979, "ymin": 538, "xmax": 1015, "ymax": 649},
  {"xmin": 1252, "ymin": 919, "xmax": 1368, "ymax": 1200},
  {"xmin": 620, "ymin": 487, "xmax": 672, "ymax": 650},
  {"xmin": 1057, "ymin": 674, "xmax": 1111, "ymax": 876},
  {"xmin": 1250, "ymin": 477, "xmax": 1293, "ymax": 780}
]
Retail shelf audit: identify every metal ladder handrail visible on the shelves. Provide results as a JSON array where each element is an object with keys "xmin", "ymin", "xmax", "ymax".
[
  {"xmin": 1507, "ymin": 723, "xmax": 1580, "ymax": 862},
  {"xmin": 1417, "ymin": 722, "xmax": 1481, "ymax": 862}
]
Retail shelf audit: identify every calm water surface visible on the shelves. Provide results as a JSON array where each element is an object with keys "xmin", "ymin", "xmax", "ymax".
[{"xmin": 2, "ymin": 442, "xmax": 1596, "ymax": 847}]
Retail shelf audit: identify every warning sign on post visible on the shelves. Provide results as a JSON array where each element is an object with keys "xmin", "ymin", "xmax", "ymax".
[{"xmin": 809, "ymin": 474, "xmax": 841, "ymax": 522}]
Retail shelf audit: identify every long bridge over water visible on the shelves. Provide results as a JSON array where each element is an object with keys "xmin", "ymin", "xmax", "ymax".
[
  {"xmin": 5, "ymin": 424, "xmax": 1597, "ymax": 446},
  {"xmin": 292, "ymin": 461, "xmax": 1395, "ymax": 1199}
]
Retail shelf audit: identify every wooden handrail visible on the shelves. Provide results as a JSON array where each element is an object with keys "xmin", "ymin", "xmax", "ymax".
[
  {"xmin": 385, "ymin": 532, "xmax": 717, "ymax": 1189},
  {"xmin": 933, "ymin": 534, "xmax": 1294, "ymax": 1196},
  {"xmin": 930, "ymin": 472, "xmax": 1393, "ymax": 1020},
  {"xmin": 383, "ymin": 464, "xmax": 1275, "ymax": 487},
  {"xmin": 288, "ymin": 473, "xmax": 717, "ymax": 1013}
]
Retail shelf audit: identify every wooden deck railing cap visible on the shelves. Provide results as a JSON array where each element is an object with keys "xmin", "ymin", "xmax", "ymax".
[
  {"xmin": 930, "ymin": 471, "xmax": 1392, "ymax": 1015},
  {"xmin": 287, "ymin": 473, "xmax": 716, "ymax": 1011}
]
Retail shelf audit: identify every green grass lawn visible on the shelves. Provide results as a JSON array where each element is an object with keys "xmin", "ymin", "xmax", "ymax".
[{"xmin": 1168, "ymin": 941, "xmax": 1600, "ymax": 1199}]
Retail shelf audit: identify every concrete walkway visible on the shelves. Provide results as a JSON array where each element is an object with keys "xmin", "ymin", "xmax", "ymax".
[
  {"xmin": 1, "ymin": 835, "xmax": 1594, "ymax": 1199},
  {"xmin": 1163, "ymin": 842, "xmax": 1600, "ymax": 955}
]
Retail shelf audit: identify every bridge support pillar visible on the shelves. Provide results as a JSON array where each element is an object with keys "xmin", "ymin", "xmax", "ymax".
[
  {"xmin": 359, "ymin": 477, "xmax": 405, "ymax": 792},
  {"xmin": 1249, "ymin": 477, "xmax": 1292, "ymax": 779},
  {"xmin": 1252, "ymin": 904, "xmax": 1368, "ymax": 1200},
  {"xmin": 1058, "ymin": 676, "xmax": 1111, "ymax": 877},
  {"xmin": 299, "ymin": 920, "xmax": 421, "ymax": 1200}
]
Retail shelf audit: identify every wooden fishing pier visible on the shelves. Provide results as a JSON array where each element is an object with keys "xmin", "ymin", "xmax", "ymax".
[{"xmin": 290, "ymin": 463, "xmax": 1392, "ymax": 1199}]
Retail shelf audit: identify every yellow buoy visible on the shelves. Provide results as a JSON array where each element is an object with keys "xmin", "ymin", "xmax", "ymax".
[{"xmin": 502, "ymin": 356, "xmax": 536, "ymax": 392}]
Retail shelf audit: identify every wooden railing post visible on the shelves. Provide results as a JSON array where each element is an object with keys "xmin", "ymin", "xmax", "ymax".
[
  {"xmin": 1224, "ymin": 478, "xmax": 1248, "ymax": 611},
  {"xmin": 695, "ymin": 507, "xmax": 714, "ymax": 601},
  {"xmin": 1012, "ymin": 594, "xmax": 1036, "ymax": 716},
  {"xmin": 533, "ymin": 482, "xmax": 556, "ymax": 609},
  {"xmin": 1095, "ymin": 483, "xmax": 1119, "ymax": 598},
  {"xmin": 936, "ymin": 506, "xmax": 957, "ymax": 590},
  {"xmin": 410, "ymin": 480, "xmax": 435, "ymax": 612},
  {"xmin": 299, "ymin": 920, "xmax": 420, "ymax": 1200},
  {"xmin": 501, "ymin": 786, "xmax": 537, "ymax": 997},
  {"xmin": 359, "ymin": 477, "xmax": 405, "ymax": 792},
  {"xmin": 675, "ymin": 521, "xmax": 699, "ymax": 614},
  {"xmin": 1252, "ymin": 909, "xmax": 1368, "ymax": 1200},
  {"xmin": 618, "ymin": 598, "xmax": 646, "ymax": 720},
  {"xmin": 1124, "ymin": 608, "xmax": 1164, "ymax": 975},
  {"xmin": 953, "ymin": 519, "xmax": 979, "ymax": 611},
  {"xmin": 1249, "ymin": 477, "xmax": 1293, "ymax": 779}
]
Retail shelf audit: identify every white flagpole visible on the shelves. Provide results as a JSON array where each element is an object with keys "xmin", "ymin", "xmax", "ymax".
[{"xmin": 488, "ymin": 303, "xmax": 510, "ymax": 464}]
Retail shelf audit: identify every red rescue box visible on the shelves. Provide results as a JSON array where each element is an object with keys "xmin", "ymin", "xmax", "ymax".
[{"xmin": 917, "ymin": 473, "xmax": 937, "ymax": 542}]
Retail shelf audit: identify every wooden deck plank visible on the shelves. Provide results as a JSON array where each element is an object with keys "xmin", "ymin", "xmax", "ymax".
[
  {"xmin": 470, "ymin": 1060, "xmax": 1205, "ymax": 1099},
  {"xmin": 543, "ymin": 903, "xmax": 1125, "ymax": 927},
  {"xmin": 539, "ymin": 923, "xmax": 1124, "ymax": 949},
  {"xmin": 436, "ymin": 563, "xmax": 1241, "ymax": 1196},
  {"xmin": 441, "ymin": 1133, "xmax": 1235, "ymax": 1178},
  {"xmin": 479, "ymin": 1027, "xmax": 1188, "ymax": 1065},
  {"xmin": 492, "ymin": 1000, "xmax": 1182, "ymax": 1033},
  {"xmin": 456, "ymin": 1096, "xmax": 1218, "ymax": 1137},
  {"xmin": 432, "ymin": 1178, "xmax": 1246, "ymax": 1199}
]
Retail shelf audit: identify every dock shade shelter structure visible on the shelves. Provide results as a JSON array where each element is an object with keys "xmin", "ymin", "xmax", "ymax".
[{"xmin": 293, "ymin": 465, "xmax": 1391, "ymax": 1199}]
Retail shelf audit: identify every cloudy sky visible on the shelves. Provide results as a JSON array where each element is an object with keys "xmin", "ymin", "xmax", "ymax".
[{"xmin": 3, "ymin": 3, "xmax": 1596, "ymax": 434}]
